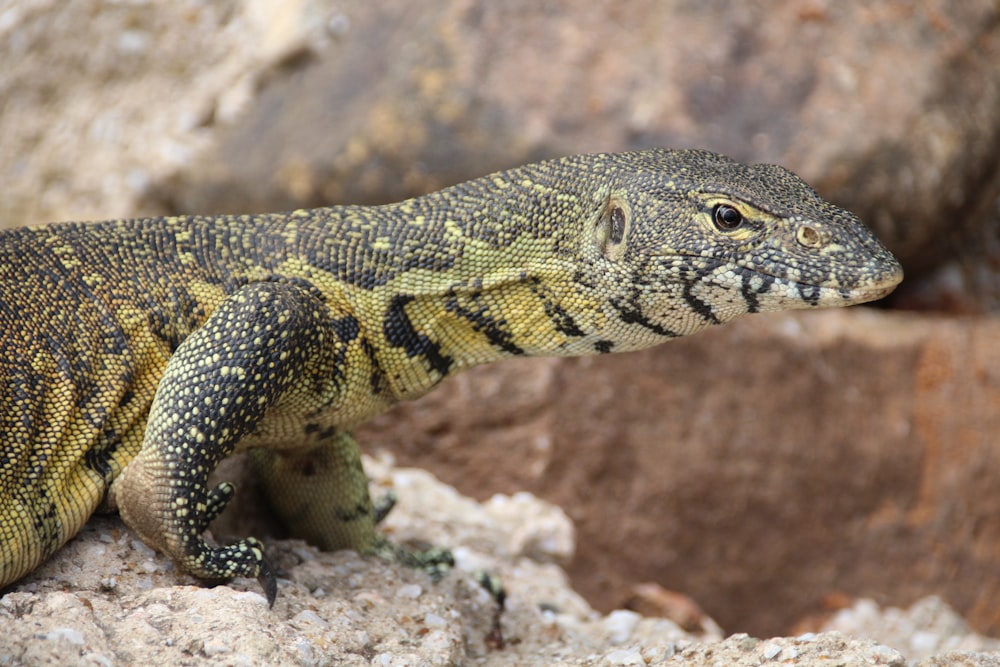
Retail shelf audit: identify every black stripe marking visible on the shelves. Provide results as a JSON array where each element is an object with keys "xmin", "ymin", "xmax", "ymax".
[
  {"xmin": 443, "ymin": 291, "xmax": 525, "ymax": 355},
  {"xmin": 361, "ymin": 338, "xmax": 387, "ymax": 395},
  {"xmin": 740, "ymin": 272, "xmax": 760, "ymax": 314},
  {"xmin": 609, "ymin": 294, "xmax": 680, "ymax": 338},
  {"xmin": 741, "ymin": 271, "xmax": 776, "ymax": 314},
  {"xmin": 330, "ymin": 314, "xmax": 361, "ymax": 343},
  {"xmin": 304, "ymin": 423, "xmax": 338, "ymax": 441},
  {"xmin": 84, "ymin": 430, "xmax": 121, "ymax": 485},
  {"xmin": 543, "ymin": 301, "xmax": 586, "ymax": 337},
  {"xmin": 335, "ymin": 502, "xmax": 374, "ymax": 523},
  {"xmin": 593, "ymin": 340, "xmax": 615, "ymax": 353},
  {"xmin": 797, "ymin": 283, "xmax": 821, "ymax": 306},
  {"xmin": 682, "ymin": 283, "xmax": 720, "ymax": 325},
  {"xmin": 383, "ymin": 295, "xmax": 454, "ymax": 376}
]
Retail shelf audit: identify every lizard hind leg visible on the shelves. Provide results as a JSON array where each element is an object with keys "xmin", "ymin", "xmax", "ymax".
[
  {"xmin": 250, "ymin": 432, "xmax": 381, "ymax": 555},
  {"xmin": 253, "ymin": 434, "xmax": 457, "ymax": 580}
]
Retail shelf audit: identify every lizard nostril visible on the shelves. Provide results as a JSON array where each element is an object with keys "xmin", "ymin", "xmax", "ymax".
[{"xmin": 796, "ymin": 225, "xmax": 823, "ymax": 248}]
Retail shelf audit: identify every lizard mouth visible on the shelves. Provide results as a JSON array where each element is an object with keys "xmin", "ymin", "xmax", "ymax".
[
  {"xmin": 795, "ymin": 265, "xmax": 904, "ymax": 307},
  {"xmin": 665, "ymin": 250, "xmax": 904, "ymax": 309},
  {"xmin": 715, "ymin": 259, "xmax": 904, "ymax": 311},
  {"xmin": 834, "ymin": 282, "xmax": 898, "ymax": 305},
  {"xmin": 842, "ymin": 275, "xmax": 903, "ymax": 303}
]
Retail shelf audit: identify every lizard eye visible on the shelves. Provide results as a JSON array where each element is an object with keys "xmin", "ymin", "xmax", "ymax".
[{"xmin": 713, "ymin": 204, "xmax": 744, "ymax": 231}]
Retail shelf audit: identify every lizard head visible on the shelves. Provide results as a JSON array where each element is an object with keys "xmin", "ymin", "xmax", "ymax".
[{"xmin": 566, "ymin": 149, "xmax": 903, "ymax": 346}]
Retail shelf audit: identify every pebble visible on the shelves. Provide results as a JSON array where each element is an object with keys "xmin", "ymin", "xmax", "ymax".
[
  {"xmin": 603, "ymin": 610, "xmax": 641, "ymax": 644},
  {"xmin": 294, "ymin": 639, "xmax": 315, "ymax": 662},
  {"xmin": 761, "ymin": 641, "xmax": 782, "ymax": 660},
  {"xmin": 327, "ymin": 12, "xmax": 350, "ymax": 38},
  {"xmin": 293, "ymin": 609, "xmax": 329, "ymax": 628},
  {"xmin": 603, "ymin": 648, "xmax": 645, "ymax": 666},
  {"xmin": 423, "ymin": 612, "xmax": 448, "ymax": 628},
  {"xmin": 45, "ymin": 627, "xmax": 85, "ymax": 645},
  {"xmin": 910, "ymin": 630, "xmax": 939, "ymax": 653},
  {"xmin": 397, "ymin": 583, "xmax": 423, "ymax": 599},
  {"xmin": 202, "ymin": 639, "xmax": 230, "ymax": 656},
  {"xmin": 291, "ymin": 546, "xmax": 317, "ymax": 561}
]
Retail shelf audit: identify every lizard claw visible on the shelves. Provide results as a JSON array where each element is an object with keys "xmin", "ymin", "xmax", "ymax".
[
  {"xmin": 372, "ymin": 490, "xmax": 398, "ymax": 525},
  {"xmin": 257, "ymin": 557, "xmax": 277, "ymax": 608}
]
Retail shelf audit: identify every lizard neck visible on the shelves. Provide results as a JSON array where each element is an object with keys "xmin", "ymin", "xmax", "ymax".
[{"xmin": 284, "ymin": 165, "xmax": 614, "ymax": 399}]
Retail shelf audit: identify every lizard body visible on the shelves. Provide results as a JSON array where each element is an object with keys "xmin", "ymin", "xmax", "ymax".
[{"xmin": 0, "ymin": 149, "xmax": 902, "ymax": 602}]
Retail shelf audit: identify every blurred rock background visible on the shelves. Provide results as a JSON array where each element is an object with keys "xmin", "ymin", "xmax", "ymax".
[{"xmin": 1, "ymin": 0, "xmax": 998, "ymax": 641}]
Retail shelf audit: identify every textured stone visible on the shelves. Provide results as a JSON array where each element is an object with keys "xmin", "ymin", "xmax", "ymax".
[
  {"xmin": 0, "ymin": 0, "xmax": 260, "ymax": 224},
  {"xmin": 823, "ymin": 597, "xmax": 1000, "ymax": 662},
  {"xmin": 8, "ymin": 457, "xmax": 995, "ymax": 666}
]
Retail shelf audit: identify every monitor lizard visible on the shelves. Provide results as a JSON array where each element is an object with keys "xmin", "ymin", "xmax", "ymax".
[{"xmin": 0, "ymin": 149, "xmax": 903, "ymax": 605}]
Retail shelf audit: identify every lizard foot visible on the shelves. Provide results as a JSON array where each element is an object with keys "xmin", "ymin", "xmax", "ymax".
[
  {"xmin": 179, "ymin": 536, "xmax": 274, "ymax": 605},
  {"xmin": 373, "ymin": 536, "xmax": 455, "ymax": 581}
]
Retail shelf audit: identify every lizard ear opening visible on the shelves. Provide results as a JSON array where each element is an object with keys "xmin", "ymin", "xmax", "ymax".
[{"xmin": 595, "ymin": 198, "xmax": 630, "ymax": 261}]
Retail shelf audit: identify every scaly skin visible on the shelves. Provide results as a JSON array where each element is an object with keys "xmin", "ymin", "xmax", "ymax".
[{"xmin": 0, "ymin": 149, "xmax": 902, "ymax": 603}]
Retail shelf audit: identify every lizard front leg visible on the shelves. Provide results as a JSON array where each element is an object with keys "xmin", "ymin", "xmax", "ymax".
[{"xmin": 108, "ymin": 280, "xmax": 342, "ymax": 605}]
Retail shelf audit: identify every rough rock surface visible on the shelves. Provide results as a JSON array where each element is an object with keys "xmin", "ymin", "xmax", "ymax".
[
  {"xmin": 3, "ymin": 458, "xmax": 997, "ymax": 666},
  {"xmin": 826, "ymin": 597, "xmax": 1000, "ymax": 662},
  {"xmin": 0, "ymin": 0, "xmax": 264, "ymax": 224}
]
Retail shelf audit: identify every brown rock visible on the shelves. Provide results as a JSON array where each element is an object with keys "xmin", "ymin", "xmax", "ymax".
[
  {"xmin": 360, "ymin": 308, "xmax": 1000, "ymax": 637},
  {"xmin": 623, "ymin": 582, "xmax": 718, "ymax": 635}
]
